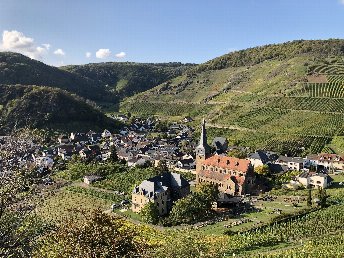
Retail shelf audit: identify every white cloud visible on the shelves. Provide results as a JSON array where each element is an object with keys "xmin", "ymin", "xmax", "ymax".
[
  {"xmin": 42, "ymin": 43, "xmax": 50, "ymax": 50},
  {"xmin": 340, "ymin": 0, "xmax": 344, "ymax": 5},
  {"xmin": 54, "ymin": 48, "xmax": 65, "ymax": 56},
  {"xmin": 96, "ymin": 48, "xmax": 111, "ymax": 59},
  {"xmin": 115, "ymin": 51, "xmax": 126, "ymax": 58},
  {"xmin": 86, "ymin": 51, "xmax": 91, "ymax": 58},
  {"xmin": 0, "ymin": 30, "xmax": 50, "ymax": 60}
]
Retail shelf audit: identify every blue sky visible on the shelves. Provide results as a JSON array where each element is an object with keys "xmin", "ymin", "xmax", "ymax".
[{"xmin": 0, "ymin": 0, "xmax": 344, "ymax": 66}]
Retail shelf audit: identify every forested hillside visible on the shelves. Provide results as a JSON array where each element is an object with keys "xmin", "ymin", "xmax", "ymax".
[
  {"xmin": 122, "ymin": 39, "xmax": 344, "ymax": 155},
  {"xmin": 62, "ymin": 62, "xmax": 194, "ymax": 98},
  {"xmin": 0, "ymin": 52, "xmax": 115, "ymax": 102},
  {"xmin": 0, "ymin": 85, "xmax": 119, "ymax": 133}
]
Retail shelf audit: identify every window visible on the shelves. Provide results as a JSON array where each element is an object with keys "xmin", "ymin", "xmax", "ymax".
[{"xmin": 226, "ymin": 160, "xmax": 230, "ymax": 165}]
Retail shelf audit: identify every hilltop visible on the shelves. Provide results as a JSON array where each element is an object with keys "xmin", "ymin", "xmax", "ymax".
[
  {"xmin": 122, "ymin": 39, "xmax": 344, "ymax": 156},
  {"xmin": 0, "ymin": 52, "xmax": 115, "ymax": 102},
  {"xmin": 61, "ymin": 62, "xmax": 195, "ymax": 98},
  {"xmin": 0, "ymin": 84, "xmax": 120, "ymax": 133}
]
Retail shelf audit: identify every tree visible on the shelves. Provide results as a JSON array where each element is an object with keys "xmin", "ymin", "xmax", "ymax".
[
  {"xmin": 140, "ymin": 201, "xmax": 160, "ymax": 225},
  {"xmin": 155, "ymin": 160, "xmax": 168, "ymax": 175},
  {"xmin": 0, "ymin": 170, "xmax": 46, "ymax": 257},
  {"xmin": 227, "ymin": 149, "xmax": 247, "ymax": 159},
  {"xmin": 109, "ymin": 145, "xmax": 119, "ymax": 162},
  {"xmin": 169, "ymin": 183, "xmax": 218, "ymax": 225},
  {"xmin": 317, "ymin": 187, "xmax": 328, "ymax": 208},
  {"xmin": 195, "ymin": 183, "xmax": 220, "ymax": 209},
  {"xmin": 307, "ymin": 188, "xmax": 312, "ymax": 207},
  {"xmin": 255, "ymin": 165, "xmax": 270, "ymax": 176},
  {"xmin": 36, "ymin": 209, "xmax": 149, "ymax": 258}
]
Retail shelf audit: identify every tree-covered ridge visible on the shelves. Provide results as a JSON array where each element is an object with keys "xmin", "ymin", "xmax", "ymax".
[
  {"xmin": 62, "ymin": 62, "xmax": 195, "ymax": 97},
  {"xmin": 0, "ymin": 52, "xmax": 115, "ymax": 102},
  {"xmin": 0, "ymin": 84, "xmax": 119, "ymax": 133},
  {"xmin": 192, "ymin": 39, "xmax": 344, "ymax": 73}
]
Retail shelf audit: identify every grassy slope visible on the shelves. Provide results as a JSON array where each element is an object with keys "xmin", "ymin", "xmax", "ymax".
[{"xmin": 122, "ymin": 40, "xmax": 344, "ymax": 155}]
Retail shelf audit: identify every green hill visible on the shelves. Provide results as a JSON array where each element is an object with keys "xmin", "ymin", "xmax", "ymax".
[
  {"xmin": 61, "ymin": 62, "xmax": 195, "ymax": 99},
  {"xmin": 121, "ymin": 39, "xmax": 344, "ymax": 156},
  {"xmin": 0, "ymin": 84, "xmax": 120, "ymax": 133},
  {"xmin": 0, "ymin": 52, "xmax": 114, "ymax": 102}
]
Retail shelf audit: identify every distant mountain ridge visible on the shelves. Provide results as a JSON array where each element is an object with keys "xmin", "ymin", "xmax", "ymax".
[{"xmin": 61, "ymin": 62, "xmax": 195, "ymax": 98}]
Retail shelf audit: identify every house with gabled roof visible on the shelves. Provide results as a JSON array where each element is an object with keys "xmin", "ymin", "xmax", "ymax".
[{"xmin": 132, "ymin": 172, "xmax": 190, "ymax": 215}]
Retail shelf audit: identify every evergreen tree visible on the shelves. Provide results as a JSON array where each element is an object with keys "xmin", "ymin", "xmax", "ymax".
[
  {"xmin": 109, "ymin": 145, "xmax": 119, "ymax": 162},
  {"xmin": 307, "ymin": 188, "xmax": 312, "ymax": 207},
  {"xmin": 317, "ymin": 187, "xmax": 328, "ymax": 208}
]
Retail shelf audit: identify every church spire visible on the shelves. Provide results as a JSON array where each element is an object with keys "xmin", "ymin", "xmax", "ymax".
[
  {"xmin": 196, "ymin": 118, "xmax": 210, "ymax": 158},
  {"xmin": 199, "ymin": 118, "xmax": 207, "ymax": 146}
]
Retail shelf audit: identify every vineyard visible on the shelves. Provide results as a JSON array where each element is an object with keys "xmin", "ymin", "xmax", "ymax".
[
  {"xmin": 267, "ymin": 96, "xmax": 344, "ymax": 113},
  {"xmin": 311, "ymin": 62, "xmax": 344, "ymax": 74},
  {"xmin": 221, "ymin": 204, "xmax": 344, "ymax": 256},
  {"xmin": 206, "ymin": 127, "xmax": 329, "ymax": 156},
  {"xmin": 122, "ymin": 101, "xmax": 215, "ymax": 118},
  {"xmin": 288, "ymin": 82, "xmax": 344, "ymax": 98}
]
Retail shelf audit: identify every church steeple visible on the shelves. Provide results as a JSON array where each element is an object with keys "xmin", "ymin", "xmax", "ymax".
[{"xmin": 196, "ymin": 118, "xmax": 210, "ymax": 160}]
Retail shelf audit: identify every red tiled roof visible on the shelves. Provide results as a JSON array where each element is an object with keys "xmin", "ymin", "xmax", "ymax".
[
  {"xmin": 318, "ymin": 153, "xmax": 344, "ymax": 162},
  {"xmin": 198, "ymin": 170, "xmax": 246, "ymax": 186},
  {"xmin": 202, "ymin": 155, "xmax": 250, "ymax": 172}
]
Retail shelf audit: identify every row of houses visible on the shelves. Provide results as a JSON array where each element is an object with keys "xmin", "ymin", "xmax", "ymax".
[{"xmin": 248, "ymin": 150, "xmax": 344, "ymax": 173}]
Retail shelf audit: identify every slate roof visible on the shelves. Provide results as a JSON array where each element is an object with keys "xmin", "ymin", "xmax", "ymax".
[
  {"xmin": 133, "ymin": 172, "xmax": 189, "ymax": 198},
  {"xmin": 248, "ymin": 150, "xmax": 270, "ymax": 164}
]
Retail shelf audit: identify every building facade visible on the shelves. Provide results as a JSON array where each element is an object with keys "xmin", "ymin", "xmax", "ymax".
[
  {"xmin": 132, "ymin": 172, "xmax": 190, "ymax": 215},
  {"xmin": 195, "ymin": 119, "xmax": 256, "ymax": 196}
]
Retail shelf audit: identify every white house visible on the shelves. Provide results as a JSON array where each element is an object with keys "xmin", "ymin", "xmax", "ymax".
[
  {"xmin": 307, "ymin": 153, "xmax": 344, "ymax": 172},
  {"xmin": 296, "ymin": 172, "xmax": 333, "ymax": 189}
]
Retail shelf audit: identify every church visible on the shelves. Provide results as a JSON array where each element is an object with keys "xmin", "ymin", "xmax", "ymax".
[{"xmin": 195, "ymin": 119, "xmax": 256, "ymax": 196}]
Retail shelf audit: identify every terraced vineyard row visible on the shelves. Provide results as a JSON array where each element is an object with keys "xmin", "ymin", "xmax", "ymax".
[
  {"xmin": 207, "ymin": 127, "xmax": 329, "ymax": 155},
  {"xmin": 260, "ymin": 110, "xmax": 344, "ymax": 137},
  {"xmin": 327, "ymin": 74, "xmax": 344, "ymax": 84},
  {"xmin": 267, "ymin": 96, "xmax": 344, "ymax": 113},
  {"xmin": 233, "ymin": 108, "xmax": 290, "ymax": 130},
  {"xmin": 223, "ymin": 204, "xmax": 344, "ymax": 256},
  {"xmin": 253, "ymin": 233, "xmax": 344, "ymax": 258},
  {"xmin": 311, "ymin": 62, "xmax": 344, "ymax": 74},
  {"xmin": 288, "ymin": 82, "xmax": 344, "ymax": 98}
]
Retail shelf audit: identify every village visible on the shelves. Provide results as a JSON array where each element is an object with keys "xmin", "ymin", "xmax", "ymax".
[{"xmin": 1, "ymin": 116, "xmax": 344, "ymax": 228}]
